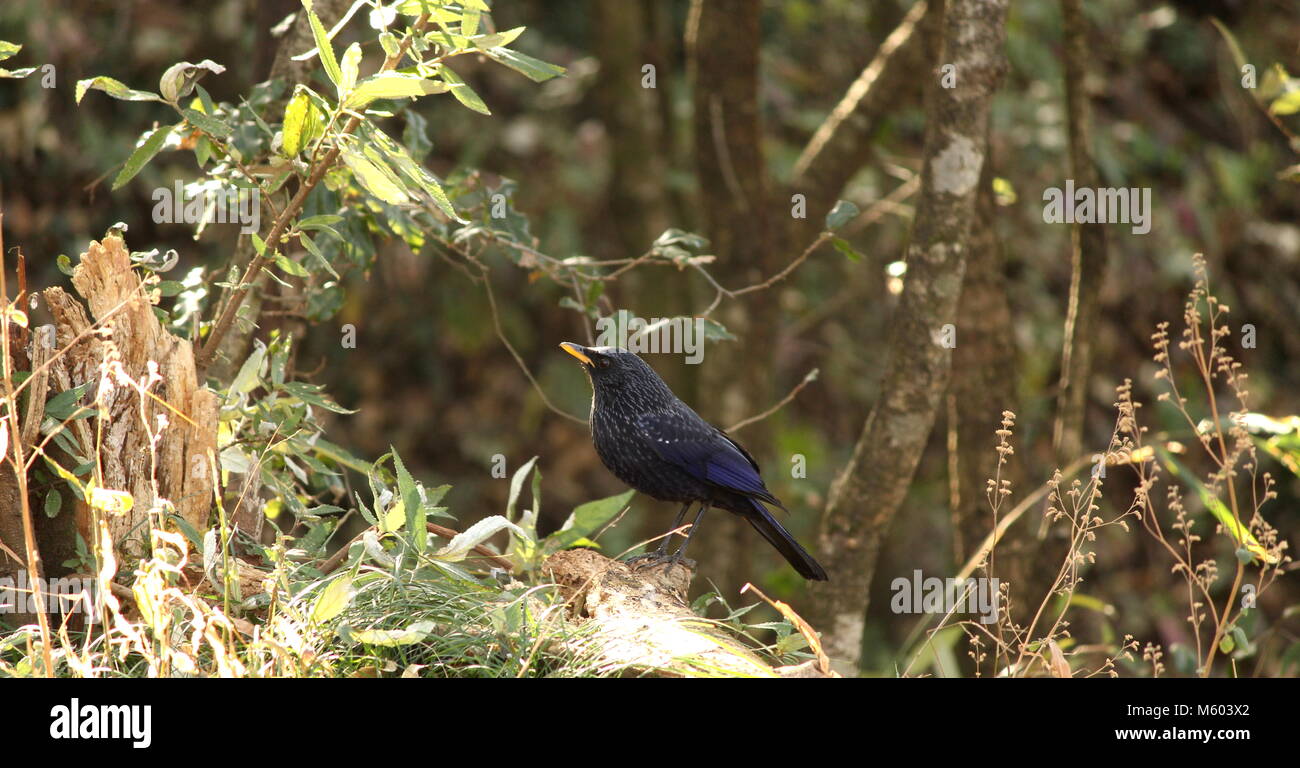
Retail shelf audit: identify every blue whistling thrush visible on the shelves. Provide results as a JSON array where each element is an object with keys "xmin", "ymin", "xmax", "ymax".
[{"xmin": 560, "ymin": 342, "xmax": 828, "ymax": 581}]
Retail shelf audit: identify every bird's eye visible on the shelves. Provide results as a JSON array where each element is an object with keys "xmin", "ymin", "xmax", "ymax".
[{"xmin": 596, "ymin": 357, "xmax": 611, "ymax": 369}]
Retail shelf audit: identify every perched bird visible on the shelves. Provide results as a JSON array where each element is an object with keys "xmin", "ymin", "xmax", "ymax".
[{"xmin": 560, "ymin": 342, "xmax": 828, "ymax": 581}]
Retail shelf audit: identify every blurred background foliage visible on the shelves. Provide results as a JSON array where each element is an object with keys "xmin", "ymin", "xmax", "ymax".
[{"xmin": 0, "ymin": 0, "xmax": 1296, "ymax": 675}]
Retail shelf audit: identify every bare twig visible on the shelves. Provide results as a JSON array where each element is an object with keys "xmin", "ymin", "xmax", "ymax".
[
  {"xmin": 0, "ymin": 215, "xmax": 55, "ymax": 676},
  {"xmin": 480, "ymin": 268, "xmax": 588, "ymax": 425},
  {"xmin": 727, "ymin": 368, "xmax": 818, "ymax": 433}
]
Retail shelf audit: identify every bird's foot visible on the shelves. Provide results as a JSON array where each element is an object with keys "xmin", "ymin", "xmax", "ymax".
[
  {"xmin": 624, "ymin": 551, "xmax": 696, "ymax": 575},
  {"xmin": 623, "ymin": 552, "xmax": 664, "ymax": 567}
]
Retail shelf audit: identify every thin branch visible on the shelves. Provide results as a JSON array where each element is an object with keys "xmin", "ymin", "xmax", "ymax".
[
  {"xmin": 727, "ymin": 368, "xmax": 818, "ymax": 433},
  {"xmin": 0, "ymin": 214, "xmax": 55, "ymax": 676},
  {"xmin": 195, "ymin": 12, "xmax": 433, "ymax": 376},
  {"xmin": 481, "ymin": 266, "xmax": 587, "ymax": 425}
]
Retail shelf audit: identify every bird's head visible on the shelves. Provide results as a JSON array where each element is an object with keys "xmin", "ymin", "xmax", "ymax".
[{"xmin": 559, "ymin": 342, "xmax": 670, "ymax": 399}]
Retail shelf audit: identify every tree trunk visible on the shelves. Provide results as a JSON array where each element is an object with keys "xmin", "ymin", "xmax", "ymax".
[
  {"xmin": 39, "ymin": 235, "xmax": 218, "ymax": 558},
  {"xmin": 684, "ymin": 0, "xmax": 774, "ymax": 594},
  {"xmin": 0, "ymin": 234, "xmax": 218, "ymax": 604},
  {"xmin": 807, "ymin": 0, "xmax": 1009, "ymax": 672},
  {"xmin": 947, "ymin": 158, "xmax": 1016, "ymax": 566},
  {"xmin": 1051, "ymin": 0, "xmax": 1109, "ymax": 466}
]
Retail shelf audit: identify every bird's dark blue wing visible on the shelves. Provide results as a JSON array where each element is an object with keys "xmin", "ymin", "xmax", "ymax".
[{"xmin": 635, "ymin": 407, "xmax": 781, "ymax": 506}]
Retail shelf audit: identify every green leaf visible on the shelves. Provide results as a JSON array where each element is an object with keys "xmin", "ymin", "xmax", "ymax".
[
  {"xmin": 352, "ymin": 620, "xmax": 436, "ymax": 646},
  {"xmin": 230, "ymin": 342, "xmax": 267, "ymax": 397},
  {"xmin": 395, "ymin": 1, "xmax": 450, "ymax": 17},
  {"xmin": 281, "ymin": 90, "xmax": 315, "ymax": 157},
  {"xmin": 546, "ymin": 489, "xmax": 635, "ymax": 553},
  {"xmin": 339, "ymin": 42, "xmax": 362, "ymax": 95},
  {"xmin": 112, "ymin": 125, "xmax": 173, "ymax": 191},
  {"xmin": 311, "ymin": 576, "xmax": 353, "ymax": 624},
  {"xmin": 44, "ymin": 489, "xmax": 62, "ymax": 518},
  {"xmin": 434, "ymin": 515, "xmax": 524, "ymax": 562},
  {"xmin": 273, "ymin": 252, "xmax": 310, "ymax": 278},
  {"xmin": 473, "ymin": 27, "xmax": 525, "ymax": 50},
  {"xmin": 302, "ymin": 0, "xmax": 343, "ymax": 90},
  {"xmin": 194, "ymin": 134, "xmax": 212, "ymax": 166},
  {"xmin": 461, "ymin": 9, "xmax": 481, "ymax": 37},
  {"xmin": 0, "ymin": 41, "xmax": 20, "ymax": 62},
  {"xmin": 312, "ymin": 437, "xmax": 372, "ymax": 474},
  {"xmin": 298, "ymin": 214, "xmax": 344, "ymax": 229},
  {"xmin": 282, "ymin": 381, "xmax": 356, "ymax": 413},
  {"xmin": 825, "ymin": 199, "xmax": 860, "ymax": 231},
  {"xmin": 344, "ymin": 73, "xmax": 449, "ymax": 109},
  {"xmin": 75, "ymin": 76, "xmax": 163, "ymax": 104},
  {"xmin": 182, "ymin": 107, "xmax": 231, "ymax": 139},
  {"xmin": 439, "ymin": 65, "xmax": 490, "ymax": 115},
  {"xmin": 44, "ymin": 382, "xmax": 92, "ymax": 420},
  {"xmin": 506, "ymin": 456, "xmax": 538, "ymax": 522},
  {"xmin": 1157, "ymin": 446, "xmax": 1278, "ymax": 565},
  {"xmin": 701, "ymin": 317, "xmax": 736, "ymax": 342},
  {"xmin": 393, "ymin": 449, "xmax": 424, "ymax": 553},
  {"xmin": 484, "ymin": 47, "xmax": 566, "ymax": 83},
  {"xmin": 360, "ymin": 124, "xmax": 461, "ymax": 220},
  {"xmin": 832, "ymin": 236, "xmax": 862, "ymax": 262},
  {"xmin": 424, "ymin": 484, "xmax": 450, "ymax": 507},
  {"xmin": 157, "ymin": 280, "xmax": 185, "ymax": 297},
  {"xmin": 299, "ymin": 232, "xmax": 340, "ymax": 278},
  {"xmin": 341, "ymin": 148, "xmax": 410, "ymax": 204}
]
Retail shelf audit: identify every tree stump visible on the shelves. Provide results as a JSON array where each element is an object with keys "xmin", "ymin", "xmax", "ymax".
[{"xmin": 0, "ymin": 234, "xmax": 218, "ymax": 580}]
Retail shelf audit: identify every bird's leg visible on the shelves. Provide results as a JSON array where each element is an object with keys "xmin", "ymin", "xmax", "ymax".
[
  {"xmin": 660, "ymin": 502, "xmax": 693, "ymax": 555},
  {"xmin": 665, "ymin": 504, "xmax": 709, "ymax": 569},
  {"xmin": 625, "ymin": 502, "xmax": 692, "ymax": 565}
]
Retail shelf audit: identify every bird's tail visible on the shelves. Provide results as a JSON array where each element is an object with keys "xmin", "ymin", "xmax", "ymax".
[{"xmin": 745, "ymin": 501, "xmax": 828, "ymax": 581}]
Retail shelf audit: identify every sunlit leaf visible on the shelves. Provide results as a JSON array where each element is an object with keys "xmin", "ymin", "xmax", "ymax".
[
  {"xmin": 439, "ymin": 65, "xmax": 489, "ymax": 115},
  {"xmin": 344, "ymin": 73, "xmax": 448, "ymax": 109},
  {"xmin": 341, "ymin": 148, "xmax": 410, "ymax": 204},
  {"xmin": 311, "ymin": 576, "xmax": 353, "ymax": 623},
  {"xmin": 301, "ymin": 0, "xmax": 342, "ymax": 90},
  {"xmin": 434, "ymin": 515, "xmax": 523, "ymax": 562},
  {"xmin": 75, "ymin": 76, "xmax": 162, "ymax": 104}
]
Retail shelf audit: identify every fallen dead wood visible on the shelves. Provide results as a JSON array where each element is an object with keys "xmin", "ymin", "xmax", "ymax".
[{"xmin": 542, "ymin": 549, "xmax": 838, "ymax": 678}]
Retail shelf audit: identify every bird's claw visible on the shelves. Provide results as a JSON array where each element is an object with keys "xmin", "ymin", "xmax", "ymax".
[
  {"xmin": 624, "ymin": 552, "xmax": 696, "ymax": 574},
  {"xmin": 623, "ymin": 552, "xmax": 665, "ymax": 567}
]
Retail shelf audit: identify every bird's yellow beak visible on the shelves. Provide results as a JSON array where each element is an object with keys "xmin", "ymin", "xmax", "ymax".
[{"xmin": 559, "ymin": 341, "xmax": 593, "ymax": 366}]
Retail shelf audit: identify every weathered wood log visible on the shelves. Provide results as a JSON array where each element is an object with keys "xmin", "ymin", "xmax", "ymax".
[{"xmin": 541, "ymin": 549, "xmax": 836, "ymax": 677}]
